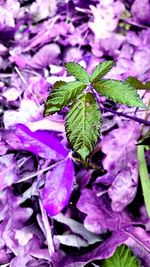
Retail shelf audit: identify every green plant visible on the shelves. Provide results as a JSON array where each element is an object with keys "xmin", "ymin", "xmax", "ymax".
[
  {"xmin": 44, "ymin": 61, "xmax": 145, "ymax": 160},
  {"xmin": 102, "ymin": 245, "xmax": 140, "ymax": 267}
]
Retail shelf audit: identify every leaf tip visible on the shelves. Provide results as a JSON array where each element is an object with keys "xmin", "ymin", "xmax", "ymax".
[
  {"xmin": 138, "ymin": 102, "xmax": 147, "ymax": 109},
  {"xmin": 77, "ymin": 147, "xmax": 90, "ymax": 161}
]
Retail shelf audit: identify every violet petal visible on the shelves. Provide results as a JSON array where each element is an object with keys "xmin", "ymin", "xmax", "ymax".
[
  {"xmin": 77, "ymin": 189, "xmax": 131, "ymax": 234},
  {"xmin": 41, "ymin": 157, "xmax": 74, "ymax": 216},
  {"xmin": 59, "ymin": 230, "xmax": 128, "ymax": 267},
  {"xmin": 108, "ymin": 161, "xmax": 139, "ymax": 211},
  {"xmin": 131, "ymin": 0, "xmax": 150, "ymax": 24},
  {"xmin": 100, "ymin": 121, "xmax": 140, "ymax": 175},
  {"xmin": 0, "ymin": 154, "xmax": 18, "ymax": 190},
  {"xmin": 15, "ymin": 124, "xmax": 68, "ymax": 160},
  {"xmin": 29, "ymin": 44, "xmax": 60, "ymax": 69}
]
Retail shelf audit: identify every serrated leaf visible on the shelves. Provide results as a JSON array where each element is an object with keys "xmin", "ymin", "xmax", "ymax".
[
  {"xmin": 44, "ymin": 81, "xmax": 67, "ymax": 114},
  {"xmin": 90, "ymin": 61, "xmax": 114, "ymax": 83},
  {"xmin": 65, "ymin": 93, "xmax": 101, "ymax": 160},
  {"xmin": 102, "ymin": 245, "xmax": 140, "ymax": 267},
  {"xmin": 126, "ymin": 76, "xmax": 146, "ymax": 89},
  {"xmin": 64, "ymin": 62, "xmax": 89, "ymax": 83},
  {"xmin": 93, "ymin": 79, "xmax": 146, "ymax": 108},
  {"xmin": 44, "ymin": 81, "xmax": 86, "ymax": 115}
]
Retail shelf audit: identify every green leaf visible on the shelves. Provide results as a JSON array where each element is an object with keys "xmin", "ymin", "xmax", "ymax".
[
  {"xmin": 145, "ymin": 81, "xmax": 150, "ymax": 89},
  {"xmin": 102, "ymin": 245, "xmax": 140, "ymax": 267},
  {"xmin": 93, "ymin": 79, "xmax": 146, "ymax": 108},
  {"xmin": 90, "ymin": 60, "xmax": 114, "ymax": 83},
  {"xmin": 44, "ymin": 81, "xmax": 86, "ymax": 115},
  {"xmin": 65, "ymin": 93, "xmax": 101, "ymax": 160},
  {"xmin": 137, "ymin": 145, "xmax": 150, "ymax": 217},
  {"xmin": 53, "ymin": 80, "xmax": 67, "ymax": 89},
  {"xmin": 126, "ymin": 76, "xmax": 146, "ymax": 89},
  {"xmin": 64, "ymin": 62, "xmax": 89, "ymax": 83}
]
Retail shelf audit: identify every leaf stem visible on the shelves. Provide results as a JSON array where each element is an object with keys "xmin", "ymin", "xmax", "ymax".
[
  {"xmin": 137, "ymin": 145, "xmax": 150, "ymax": 217},
  {"xmin": 73, "ymin": 157, "xmax": 103, "ymax": 170},
  {"xmin": 102, "ymin": 107, "xmax": 150, "ymax": 126},
  {"xmin": 141, "ymin": 98, "xmax": 150, "ymax": 133}
]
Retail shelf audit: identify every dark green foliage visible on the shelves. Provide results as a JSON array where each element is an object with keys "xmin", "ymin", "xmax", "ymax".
[
  {"xmin": 66, "ymin": 93, "xmax": 101, "ymax": 160},
  {"xmin": 45, "ymin": 81, "xmax": 86, "ymax": 115},
  {"xmin": 64, "ymin": 62, "xmax": 89, "ymax": 83},
  {"xmin": 145, "ymin": 81, "xmax": 150, "ymax": 88},
  {"xmin": 126, "ymin": 76, "xmax": 150, "ymax": 90},
  {"xmin": 90, "ymin": 60, "xmax": 114, "ymax": 83},
  {"xmin": 93, "ymin": 79, "xmax": 146, "ymax": 108}
]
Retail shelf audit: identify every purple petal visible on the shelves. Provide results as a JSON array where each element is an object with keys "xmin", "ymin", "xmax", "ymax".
[
  {"xmin": 0, "ymin": 141, "xmax": 8, "ymax": 156},
  {"xmin": 76, "ymin": 169, "xmax": 93, "ymax": 189},
  {"xmin": 77, "ymin": 189, "xmax": 131, "ymax": 234},
  {"xmin": 108, "ymin": 161, "xmax": 139, "ymax": 211},
  {"xmin": 95, "ymin": 173, "xmax": 115, "ymax": 186},
  {"xmin": 28, "ymin": 44, "xmax": 60, "ymax": 69},
  {"xmin": 27, "ymin": 117, "xmax": 65, "ymax": 133},
  {"xmin": 126, "ymin": 226, "xmax": 150, "ymax": 251},
  {"xmin": 88, "ymin": 1, "xmax": 125, "ymax": 39},
  {"xmin": 41, "ymin": 157, "xmax": 74, "ymax": 216},
  {"xmin": 30, "ymin": 0, "xmax": 57, "ymax": 21},
  {"xmin": 59, "ymin": 230, "xmax": 128, "ymax": 267},
  {"xmin": 0, "ymin": 248, "xmax": 12, "ymax": 265},
  {"xmin": 131, "ymin": 0, "xmax": 150, "ymax": 24},
  {"xmin": 125, "ymin": 226, "xmax": 150, "ymax": 266},
  {"xmin": 0, "ymin": 154, "xmax": 18, "ymax": 190},
  {"xmin": 100, "ymin": 122, "xmax": 140, "ymax": 175},
  {"xmin": 83, "ymin": 230, "xmax": 128, "ymax": 260},
  {"xmin": 10, "ymin": 255, "xmax": 31, "ymax": 267},
  {"xmin": 15, "ymin": 124, "xmax": 68, "ymax": 160},
  {"xmin": 0, "ymin": 24, "xmax": 16, "ymax": 41},
  {"xmin": 4, "ymin": 99, "xmax": 41, "ymax": 129},
  {"xmin": 54, "ymin": 213, "xmax": 100, "ymax": 245}
]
